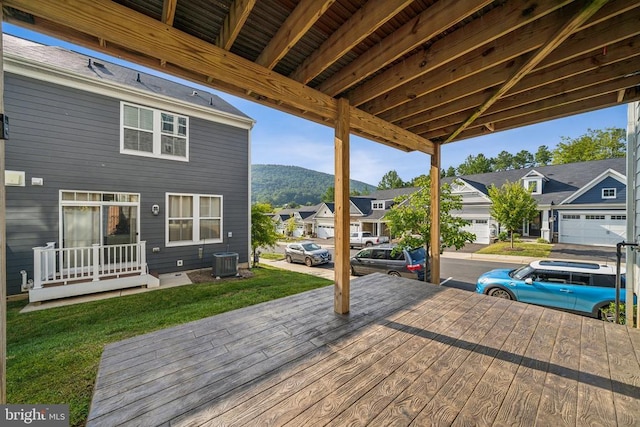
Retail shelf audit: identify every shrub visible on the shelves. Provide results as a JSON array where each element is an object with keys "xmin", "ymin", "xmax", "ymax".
[
  {"xmin": 498, "ymin": 231, "xmax": 509, "ymax": 242},
  {"xmin": 600, "ymin": 302, "xmax": 638, "ymax": 325},
  {"xmin": 536, "ymin": 238, "xmax": 550, "ymax": 244}
]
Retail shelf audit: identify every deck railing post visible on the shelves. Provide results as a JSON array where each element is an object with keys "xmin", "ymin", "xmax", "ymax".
[
  {"xmin": 32, "ymin": 247, "xmax": 43, "ymax": 289},
  {"xmin": 139, "ymin": 241, "xmax": 146, "ymax": 275},
  {"xmin": 92, "ymin": 244, "xmax": 100, "ymax": 282}
]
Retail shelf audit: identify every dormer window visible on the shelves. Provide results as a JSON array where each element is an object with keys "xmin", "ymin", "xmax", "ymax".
[
  {"xmin": 524, "ymin": 178, "xmax": 542, "ymax": 195},
  {"xmin": 602, "ymin": 188, "xmax": 616, "ymax": 199},
  {"xmin": 372, "ymin": 201, "xmax": 384, "ymax": 210},
  {"xmin": 527, "ymin": 180, "xmax": 538, "ymax": 193}
]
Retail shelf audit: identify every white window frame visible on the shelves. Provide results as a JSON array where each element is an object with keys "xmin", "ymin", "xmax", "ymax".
[
  {"xmin": 524, "ymin": 178, "xmax": 541, "ymax": 195},
  {"xmin": 121, "ymin": 102, "xmax": 189, "ymax": 161},
  {"xmin": 602, "ymin": 188, "xmax": 616, "ymax": 199},
  {"xmin": 372, "ymin": 202, "xmax": 384, "ymax": 210},
  {"xmin": 166, "ymin": 193, "xmax": 223, "ymax": 247}
]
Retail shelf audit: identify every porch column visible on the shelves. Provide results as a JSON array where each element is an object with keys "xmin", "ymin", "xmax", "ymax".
[
  {"xmin": 430, "ymin": 143, "xmax": 441, "ymax": 285},
  {"xmin": 0, "ymin": 8, "xmax": 7, "ymax": 403},
  {"xmin": 334, "ymin": 98, "xmax": 350, "ymax": 314}
]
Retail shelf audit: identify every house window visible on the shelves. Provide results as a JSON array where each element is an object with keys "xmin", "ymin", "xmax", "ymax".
[
  {"xmin": 611, "ymin": 215, "xmax": 626, "ymax": 220},
  {"xmin": 585, "ymin": 215, "xmax": 605, "ymax": 220},
  {"xmin": 527, "ymin": 180, "xmax": 538, "ymax": 193},
  {"xmin": 562, "ymin": 214, "xmax": 580, "ymax": 220},
  {"xmin": 602, "ymin": 188, "xmax": 616, "ymax": 199},
  {"xmin": 372, "ymin": 202, "xmax": 384, "ymax": 209},
  {"xmin": 167, "ymin": 193, "xmax": 222, "ymax": 246},
  {"xmin": 121, "ymin": 102, "xmax": 188, "ymax": 160}
]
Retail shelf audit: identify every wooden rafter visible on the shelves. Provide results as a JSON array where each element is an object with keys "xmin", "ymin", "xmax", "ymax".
[
  {"xmin": 3, "ymin": 0, "xmax": 433, "ymax": 154},
  {"xmin": 256, "ymin": 0, "xmax": 335, "ymax": 70},
  {"xmin": 216, "ymin": 0, "xmax": 256, "ymax": 51},
  {"xmin": 317, "ymin": 0, "xmax": 491, "ymax": 96},
  {"xmin": 289, "ymin": 0, "xmax": 414, "ymax": 84},
  {"xmin": 161, "ymin": 0, "xmax": 177, "ymax": 26},
  {"xmin": 348, "ymin": 0, "xmax": 571, "ymax": 108},
  {"xmin": 445, "ymin": 0, "xmax": 610, "ymax": 143}
]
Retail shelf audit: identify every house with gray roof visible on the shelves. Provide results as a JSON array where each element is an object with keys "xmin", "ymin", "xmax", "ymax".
[
  {"xmin": 273, "ymin": 157, "xmax": 626, "ymax": 246},
  {"xmin": 3, "ymin": 34, "xmax": 254, "ymax": 301}
]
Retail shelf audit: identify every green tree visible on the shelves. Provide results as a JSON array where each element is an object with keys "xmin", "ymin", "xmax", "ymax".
[
  {"xmin": 534, "ymin": 145, "xmax": 553, "ymax": 166},
  {"xmin": 456, "ymin": 154, "xmax": 493, "ymax": 175},
  {"xmin": 251, "ymin": 203, "xmax": 279, "ymax": 267},
  {"xmin": 488, "ymin": 181, "xmax": 538, "ymax": 249},
  {"xmin": 321, "ymin": 186, "xmax": 335, "ymax": 202},
  {"xmin": 385, "ymin": 175, "xmax": 475, "ymax": 281},
  {"xmin": 445, "ymin": 166, "xmax": 457, "ymax": 177},
  {"xmin": 512, "ymin": 150, "xmax": 534, "ymax": 169},
  {"xmin": 285, "ymin": 215, "xmax": 297, "ymax": 237},
  {"xmin": 493, "ymin": 151, "xmax": 514, "ymax": 171},
  {"xmin": 552, "ymin": 127, "xmax": 626, "ymax": 164},
  {"xmin": 378, "ymin": 170, "xmax": 405, "ymax": 189}
]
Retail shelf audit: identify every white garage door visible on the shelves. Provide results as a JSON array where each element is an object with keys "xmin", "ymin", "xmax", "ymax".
[
  {"xmin": 463, "ymin": 219, "xmax": 490, "ymax": 244},
  {"xmin": 316, "ymin": 224, "xmax": 334, "ymax": 239},
  {"xmin": 559, "ymin": 213, "xmax": 626, "ymax": 246}
]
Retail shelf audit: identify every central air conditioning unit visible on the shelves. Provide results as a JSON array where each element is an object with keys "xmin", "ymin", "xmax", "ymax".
[{"xmin": 212, "ymin": 252, "xmax": 238, "ymax": 278}]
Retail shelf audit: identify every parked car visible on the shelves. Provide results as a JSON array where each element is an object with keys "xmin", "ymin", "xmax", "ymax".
[
  {"xmin": 350, "ymin": 243, "xmax": 430, "ymax": 281},
  {"xmin": 284, "ymin": 241, "xmax": 331, "ymax": 267},
  {"xmin": 476, "ymin": 260, "xmax": 634, "ymax": 318},
  {"xmin": 349, "ymin": 231, "xmax": 390, "ymax": 249}
]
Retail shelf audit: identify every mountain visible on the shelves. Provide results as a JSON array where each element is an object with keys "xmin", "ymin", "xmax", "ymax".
[{"xmin": 252, "ymin": 164, "xmax": 376, "ymax": 206}]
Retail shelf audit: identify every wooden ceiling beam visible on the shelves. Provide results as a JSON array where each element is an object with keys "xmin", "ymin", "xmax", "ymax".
[
  {"xmin": 256, "ymin": 0, "xmax": 335, "ymax": 70},
  {"xmin": 348, "ymin": 0, "xmax": 572, "ymax": 108},
  {"xmin": 449, "ymin": 90, "xmax": 640, "ymax": 142},
  {"xmin": 288, "ymin": 0, "xmax": 414, "ymax": 84},
  {"xmin": 4, "ymin": 0, "xmax": 432, "ymax": 154},
  {"xmin": 420, "ymin": 73, "xmax": 640, "ymax": 140},
  {"xmin": 317, "ymin": 0, "xmax": 491, "ymax": 96},
  {"xmin": 216, "ymin": 0, "xmax": 256, "ymax": 51},
  {"xmin": 161, "ymin": 0, "xmax": 177, "ymax": 26},
  {"xmin": 445, "ymin": 0, "xmax": 610, "ymax": 143},
  {"xmin": 393, "ymin": 35, "xmax": 640, "ymax": 129}
]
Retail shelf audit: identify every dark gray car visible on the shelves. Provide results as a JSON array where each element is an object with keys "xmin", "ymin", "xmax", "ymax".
[
  {"xmin": 285, "ymin": 241, "xmax": 331, "ymax": 267},
  {"xmin": 350, "ymin": 243, "xmax": 430, "ymax": 281}
]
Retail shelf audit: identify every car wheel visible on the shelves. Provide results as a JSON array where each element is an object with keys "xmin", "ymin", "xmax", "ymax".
[
  {"xmin": 388, "ymin": 271, "xmax": 401, "ymax": 277},
  {"xmin": 285, "ymin": 255, "xmax": 292, "ymax": 263},
  {"xmin": 350, "ymin": 265, "xmax": 357, "ymax": 276},
  {"xmin": 305, "ymin": 257, "xmax": 313, "ymax": 267},
  {"xmin": 365, "ymin": 241, "xmax": 373, "ymax": 247},
  {"xmin": 487, "ymin": 287, "xmax": 513, "ymax": 300}
]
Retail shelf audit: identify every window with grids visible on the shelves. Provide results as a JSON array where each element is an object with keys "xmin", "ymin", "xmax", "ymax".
[
  {"xmin": 122, "ymin": 102, "xmax": 188, "ymax": 160},
  {"xmin": 167, "ymin": 193, "xmax": 222, "ymax": 246},
  {"xmin": 601, "ymin": 188, "xmax": 616, "ymax": 199},
  {"xmin": 585, "ymin": 215, "xmax": 605, "ymax": 220}
]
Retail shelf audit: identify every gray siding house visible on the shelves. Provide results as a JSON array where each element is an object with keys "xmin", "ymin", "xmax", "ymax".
[{"xmin": 3, "ymin": 35, "xmax": 254, "ymax": 300}]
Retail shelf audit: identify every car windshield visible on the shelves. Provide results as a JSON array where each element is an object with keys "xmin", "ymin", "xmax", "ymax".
[
  {"xmin": 302, "ymin": 243, "xmax": 321, "ymax": 251},
  {"xmin": 511, "ymin": 265, "xmax": 535, "ymax": 280}
]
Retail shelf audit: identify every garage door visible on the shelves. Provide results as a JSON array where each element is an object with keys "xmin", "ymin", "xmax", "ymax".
[
  {"xmin": 463, "ymin": 219, "xmax": 490, "ymax": 244},
  {"xmin": 559, "ymin": 213, "xmax": 626, "ymax": 246},
  {"xmin": 316, "ymin": 224, "xmax": 334, "ymax": 239}
]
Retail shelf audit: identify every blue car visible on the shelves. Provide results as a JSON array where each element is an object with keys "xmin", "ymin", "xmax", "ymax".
[{"xmin": 476, "ymin": 260, "xmax": 633, "ymax": 319}]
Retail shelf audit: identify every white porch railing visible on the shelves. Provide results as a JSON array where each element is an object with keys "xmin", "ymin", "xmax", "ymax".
[{"xmin": 32, "ymin": 241, "xmax": 147, "ymax": 289}]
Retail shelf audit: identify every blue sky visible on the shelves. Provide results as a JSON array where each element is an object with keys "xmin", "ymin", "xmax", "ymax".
[{"xmin": 5, "ymin": 24, "xmax": 628, "ymax": 186}]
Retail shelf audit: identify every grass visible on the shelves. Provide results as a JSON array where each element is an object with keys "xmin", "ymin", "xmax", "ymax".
[
  {"xmin": 6, "ymin": 265, "xmax": 331, "ymax": 427},
  {"xmin": 476, "ymin": 241, "xmax": 553, "ymax": 257}
]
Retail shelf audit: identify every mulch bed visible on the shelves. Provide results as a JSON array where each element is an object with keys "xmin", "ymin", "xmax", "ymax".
[{"xmin": 187, "ymin": 267, "xmax": 254, "ymax": 284}]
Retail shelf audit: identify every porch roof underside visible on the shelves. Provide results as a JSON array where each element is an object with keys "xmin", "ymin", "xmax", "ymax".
[{"xmin": 3, "ymin": 0, "xmax": 639, "ymax": 154}]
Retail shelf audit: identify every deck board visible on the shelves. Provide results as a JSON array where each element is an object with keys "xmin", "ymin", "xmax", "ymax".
[{"xmin": 87, "ymin": 273, "xmax": 640, "ymax": 426}]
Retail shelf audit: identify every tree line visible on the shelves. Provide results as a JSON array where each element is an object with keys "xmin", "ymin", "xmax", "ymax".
[{"xmin": 377, "ymin": 127, "xmax": 625, "ymax": 188}]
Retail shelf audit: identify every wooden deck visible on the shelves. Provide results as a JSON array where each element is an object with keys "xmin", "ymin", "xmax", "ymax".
[{"xmin": 88, "ymin": 273, "xmax": 640, "ymax": 426}]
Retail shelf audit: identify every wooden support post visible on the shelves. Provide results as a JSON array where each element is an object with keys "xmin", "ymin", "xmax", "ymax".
[
  {"xmin": 0, "ymin": 8, "xmax": 7, "ymax": 403},
  {"xmin": 334, "ymin": 98, "xmax": 350, "ymax": 314},
  {"xmin": 430, "ymin": 143, "xmax": 441, "ymax": 285}
]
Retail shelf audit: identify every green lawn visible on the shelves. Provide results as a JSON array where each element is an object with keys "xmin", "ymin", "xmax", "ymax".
[
  {"xmin": 7, "ymin": 266, "xmax": 331, "ymax": 427},
  {"xmin": 476, "ymin": 241, "xmax": 553, "ymax": 257}
]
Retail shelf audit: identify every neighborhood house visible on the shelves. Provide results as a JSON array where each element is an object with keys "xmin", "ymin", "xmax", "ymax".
[
  {"xmin": 3, "ymin": 35, "xmax": 254, "ymax": 301},
  {"xmin": 275, "ymin": 157, "xmax": 626, "ymax": 247}
]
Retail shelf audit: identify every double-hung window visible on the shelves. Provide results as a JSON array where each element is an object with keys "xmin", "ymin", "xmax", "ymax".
[
  {"xmin": 121, "ymin": 102, "xmax": 188, "ymax": 160},
  {"xmin": 167, "ymin": 193, "xmax": 222, "ymax": 246}
]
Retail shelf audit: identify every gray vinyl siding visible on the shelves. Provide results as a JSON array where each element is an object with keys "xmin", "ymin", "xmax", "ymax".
[
  {"xmin": 4, "ymin": 73, "xmax": 249, "ymax": 295},
  {"xmin": 570, "ymin": 176, "xmax": 626, "ymax": 204}
]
